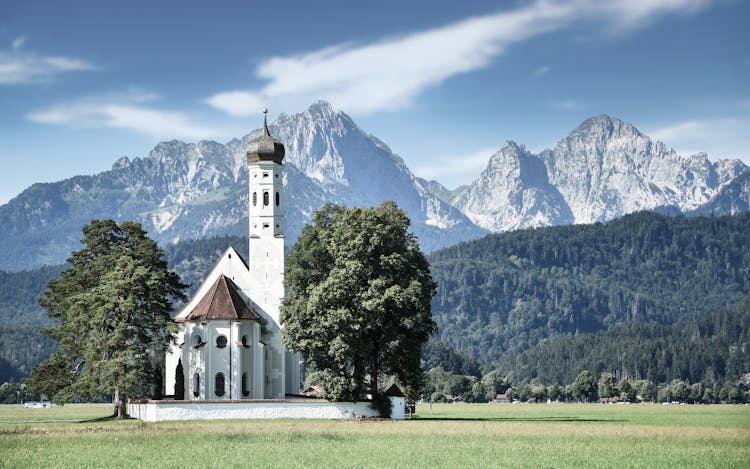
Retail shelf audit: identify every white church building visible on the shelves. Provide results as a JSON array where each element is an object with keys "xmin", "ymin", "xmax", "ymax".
[
  {"xmin": 130, "ymin": 112, "xmax": 405, "ymax": 421},
  {"xmin": 164, "ymin": 110, "xmax": 299, "ymax": 400}
]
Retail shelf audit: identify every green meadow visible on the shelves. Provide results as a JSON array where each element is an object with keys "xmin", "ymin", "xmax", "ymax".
[{"xmin": 1, "ymin": 403, "xmax": 748, "ymax": 468}]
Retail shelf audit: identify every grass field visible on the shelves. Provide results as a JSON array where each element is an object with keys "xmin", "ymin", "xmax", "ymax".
[{"xmin": 1, "ymin": 403, "xmax": 748, "ymax": 468}]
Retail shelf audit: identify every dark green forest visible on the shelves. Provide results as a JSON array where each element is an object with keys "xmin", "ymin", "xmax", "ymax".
[
  {"xmin": 498, "ymin": 301, "xmax": 750, "ymax": 385},
  {"xmin": 1, "ymin": 212, "xmax": 748, "ymax": 394},
  {"xmin": 429, "ymin": 211, "xmax": 750, "ymax": 370}
]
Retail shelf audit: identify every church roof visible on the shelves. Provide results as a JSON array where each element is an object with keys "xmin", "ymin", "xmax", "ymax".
[
  {"xmin": 247, "ymin": 109, "xmax": 285, "ymax": 164},
  {"xmin": 178, "ymin": 274, "xmax": 261, "ymax": 323}
]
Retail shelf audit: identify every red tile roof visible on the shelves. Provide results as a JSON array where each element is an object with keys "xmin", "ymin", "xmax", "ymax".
[{"xmin": 179, "ymin": 275, "xmax": 261, "ymax": 322}]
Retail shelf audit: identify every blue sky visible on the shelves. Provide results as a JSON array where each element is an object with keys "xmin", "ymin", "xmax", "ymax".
[{"xmin": 0, "ymin": 0, "xmax": 748, "ymax": 204}]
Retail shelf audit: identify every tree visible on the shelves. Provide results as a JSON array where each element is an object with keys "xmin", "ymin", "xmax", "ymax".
[
  {"xmin": 27, "ymin": 220, "xmax": 186, "ymax": 417},
  {"xmin": 618, "ymin": 379, "xmax": 635, "ymax": 402},
  {"xmin": 481, "ymin": 370, "xmax": 511, "ymax": 401},
  {"xmin": 548, "ymin": 383, "xmax": 561, "ymax": 401},
  {"xmin": 530, "ymin": 383, "xmax": 547, "ymax": 402},
  {"xmin": 598, "ymin": 372, "xmax": 616, "ymax": 399},
  {"xmin": 281, "ymin": 202, "xmax": 437, "ymax": 401},
  {"xmin": 572, "ymin": 370, "xmax": 598, "ymax": 402}
]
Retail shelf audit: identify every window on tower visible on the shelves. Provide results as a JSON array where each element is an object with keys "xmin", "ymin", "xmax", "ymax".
[
  {"xmin": 216, "ymin": 335, "xmax": 227, "ymax": 349},
  {"xmin": 242, "ymin": 372, "xmax": 250, "ymax": 397},
  {"xmin": 253, "ymin": 192, "xmax": 257, "ymax": 206},
  {"xmin": 275, "ymin": 192, "xmax": 280, "ymax": 206},
  {"xmin": 263, "ymin": 191, "xmax": 269, "ymax": 206},
  {"xmin": 193, "ymin": 373, "xmax": 200, "ymax": 397},
  {"xmin": 215, "ymin": 373, "xmax": 225, "ymax": 397}
]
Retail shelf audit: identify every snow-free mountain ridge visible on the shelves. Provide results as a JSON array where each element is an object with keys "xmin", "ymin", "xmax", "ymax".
[{"xmin": 0, "ymin": 103, "xmax": 747, "ymax": 271}]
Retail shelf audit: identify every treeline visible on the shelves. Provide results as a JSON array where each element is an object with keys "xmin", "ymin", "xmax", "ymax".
[
  {"xmin": 429, "ymin": 211, "xmax": 750, "ymax": 366},
  {"xmin": 422, "ymin": 340, "xmax": 749, "ymax": 405},
  {"xmin": 498, "ymin": 302, "xmax": 750, "ymax": 386}
]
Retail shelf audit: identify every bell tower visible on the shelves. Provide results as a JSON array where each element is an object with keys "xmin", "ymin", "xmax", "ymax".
[
  {"xmin": 246, "ymin": 108, "xmax": 285, "ymax": 324},
  {"xmin": 246, "ymin": 109, "xmax": 288, "ymax": 397}
]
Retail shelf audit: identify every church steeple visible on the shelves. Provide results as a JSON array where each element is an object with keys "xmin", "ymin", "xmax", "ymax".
[
  {"xmin": 245, "ymin": 108, "xmax": 289, "ymax": 397},
  {"xmin": 247, "ymin": 108, "xmax": 285, "ymax": 164},
  {"xmin": 247, "ymin": 109, "xmax": 285, "ymax": 239}
]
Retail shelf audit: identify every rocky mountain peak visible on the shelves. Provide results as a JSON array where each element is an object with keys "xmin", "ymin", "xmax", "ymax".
[
  {"xmin": 461, "ymin": 114, "xmax": 748, "ymax": 228},
  {"xmin": 0, "ymin": 106, "xmax": 747, "ymax": 272},
  {"xmin": 571, "ymin": 114, "xmax": 643, "ymax": 139}
]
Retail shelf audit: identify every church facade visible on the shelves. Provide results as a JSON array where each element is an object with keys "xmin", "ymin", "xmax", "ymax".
[{"xmin": 164, "ymin": 111, "xmax": 300, "ymax": 400}]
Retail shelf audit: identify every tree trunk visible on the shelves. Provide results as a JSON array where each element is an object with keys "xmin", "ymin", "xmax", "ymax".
[
  {"xmin": 113, "ymin": 388, "xmax": 127, "ymax": 419},
  {"xmin": 370, "ymin": 351, "xmax": 379, "ymax": 399}
]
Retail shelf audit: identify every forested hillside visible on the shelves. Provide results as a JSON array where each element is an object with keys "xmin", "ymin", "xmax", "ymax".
[
  {"xmin": 429, "ymin": 211, "xmax": 750, "ymax": 366},
  {"xmin": 498, "ymin": 301, "xmax": 750, "ymax": 385},
  {"xmin": 2, "ymin": 212, "xmax": 749, "ymax": 390}
]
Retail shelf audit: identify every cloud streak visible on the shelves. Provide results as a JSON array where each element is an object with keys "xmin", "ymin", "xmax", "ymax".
[
  {"xmin": 206, "ymin": 0, "xmax": 712, "ymax": 117},
  {"xmin": 27, "ymin": 91, "xmax": 224, "ymax": 140},
  {"xmin": 549, "ymin": 99, "xmax": 590, "ymax": 111},
  {"xmin": 650, "ymin": 117, "xmax": 750, "ymax": 159},
  {"xmin": 414, "ymin": 146, "xmax": 498, "ymax": 187},
  {"xmin": 0, "ymin": 36, "xmax": 97, "ymax": 85}
]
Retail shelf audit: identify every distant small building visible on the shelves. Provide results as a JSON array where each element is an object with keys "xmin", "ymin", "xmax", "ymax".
[
  {"xmin": 493, "ymin": 393, "xmax": 509, "ymax": 403},
  {"xmin": 24, "ymin": 401, "xmax": 52, "ymax": 408},
  {"xmin": 599, "ymin": 397, "xmax": 620, "ymax": 404},
  {"xmin": 380, "ymin": 383, "xmax": 405, "ymax": 397},
  {"xmin": 302, "ymin": 385, "xmax": 323, "ymax": 397}
]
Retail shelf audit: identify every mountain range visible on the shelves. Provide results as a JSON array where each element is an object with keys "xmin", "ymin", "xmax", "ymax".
[{"xmin": 0, "ymin": 101, "xmax": 747, "ymax": 271}]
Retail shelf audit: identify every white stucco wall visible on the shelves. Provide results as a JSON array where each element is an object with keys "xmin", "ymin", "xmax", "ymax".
[{"xmin": 127, "ymin": 398, "xmax": 405, "ymax": 422}]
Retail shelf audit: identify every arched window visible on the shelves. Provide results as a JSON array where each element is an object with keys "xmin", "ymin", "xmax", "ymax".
[
  {"xmin": 241, "ymin": 335, "xmax": 250, "ymax": 348},
  {"xmin": 216, "ymin": 335, "xmax": 227, "ymax": 349},
  {"xmin": 193, "ymin": 373, "xmax": 200, "ymax": 397},
  {"xmin": 252, "ymin": 192, "xmax": 257, "ymax": 206},
  {"xmin": 275, "ymin": 192, "xmax": 280, "ymax": 206},
  {"xmin": 193, "ymin": 335, "xmax": 203, "ymax": 348},
  {"xmin": 242, "ymin": 372, "xmax": 250, "ymax": 397},
  {"xmin": 215, "ymin": 373, "xmax": 226, "ymax": 397},
  {"xmin": 263, "ymin": 191, "xmax": 269, "ymax": 206}
]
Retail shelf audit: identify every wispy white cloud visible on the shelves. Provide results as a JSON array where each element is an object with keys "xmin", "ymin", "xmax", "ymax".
[
  {"xmin": 11, "ymin": 36, "xmax": 26, "ymax": 50},
  {"xmin": 533, "ymin": 65, "xmax": 551, "ymax": 77},
  {"xmin": 0, "ymin": 36, "xmax": 97, "ymax": 85},
  {"xmin": 206, "ymin": 0, "xmax": 713, "ymax": 117},
  {"xmin": 414, "ymin": 146, "xmax": 497, "ymax": 186},
  {"xmin": 26, "ymin": 91, "xmax": 224, "ymax": 140},
  {"xmin": 596, "ymin": 0, "xmax": 711, "ymax": 31},
  {"xmin": 650, "ymin": 117, "xmax": 750, "ymax": 159},
  {"xmin": 549, "ymin": 99, "xmax": 590, "ymax": 111}
]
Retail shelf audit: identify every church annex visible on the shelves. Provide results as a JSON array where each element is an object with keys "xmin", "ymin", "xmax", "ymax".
[{"xmin": 164, "ymin": 110, "xmax": 300, "ymax": 400}]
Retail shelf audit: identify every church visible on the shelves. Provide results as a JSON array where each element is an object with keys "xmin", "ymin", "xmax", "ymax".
[{"xmin": 164, "ymin": 110, "xmax": 300, "ymax": 400}]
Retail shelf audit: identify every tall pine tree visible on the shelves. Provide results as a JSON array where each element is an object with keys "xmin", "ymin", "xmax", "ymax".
[{"xmin": 27, "ymin": 220, "xmax": 186, "ymax": 417}]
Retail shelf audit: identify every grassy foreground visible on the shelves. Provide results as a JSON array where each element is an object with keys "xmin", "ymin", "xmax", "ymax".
[{"xmin": 1, "ymin": 403, "xmax": 748, "ymax": 468}]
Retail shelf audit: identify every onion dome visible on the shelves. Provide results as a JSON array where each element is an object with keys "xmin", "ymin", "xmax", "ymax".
[{"xmin": 246, "ymin": 108, "xmax": 285, "ymax": 164}]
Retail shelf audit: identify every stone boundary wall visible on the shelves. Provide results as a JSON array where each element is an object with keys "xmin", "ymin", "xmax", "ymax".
[{"xmin": 128, "ymin": 397, "xmax": 405, "ymax": 421}]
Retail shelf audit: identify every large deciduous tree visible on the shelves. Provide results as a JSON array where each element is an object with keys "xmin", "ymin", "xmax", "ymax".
[
  {"xmin": 27, "ymin": 220, "xmax": 186, "ymax": 417},
  {"xmin": 572, "ymin": 370, "xmax": 598, "ymax": 402},
  {"xmin": 281, "ymin": 202, "xmax": 437, "ymax": 401}
]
